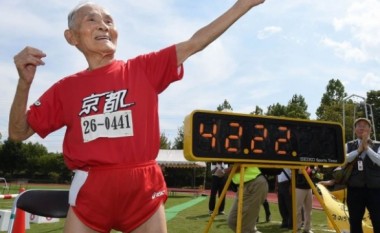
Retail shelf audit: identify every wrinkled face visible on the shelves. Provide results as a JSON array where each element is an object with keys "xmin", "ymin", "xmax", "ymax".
[
  {"xmin": 355, "ymin": 120, "xmax": 371, "ymax": 139},
  {"xmin": 68, "ymin": 4, "xmax": 118, "ymax": 56}
]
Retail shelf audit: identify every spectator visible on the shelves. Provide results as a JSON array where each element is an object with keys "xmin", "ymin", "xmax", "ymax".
[
  {"xmin": 209, "ymin": 162, "xmax": 228, "ymax": 215},
  {"xmin": 295, "ymin": 167, "xmax": 314, "ymax": 233},
  {"xmin": 277, "ymin": 168, "xmax": 292, "ymax": 229},
  {"xmin": 228, "ymin": 166, "xmax": 268, "ymax": 233},
  {"xmin": 345, "ymin": 118, "xmax": 380, "ymax": 233},
  {"xmin": 257, "ymin": 198, "xmax": 271, "ymax": 223}
]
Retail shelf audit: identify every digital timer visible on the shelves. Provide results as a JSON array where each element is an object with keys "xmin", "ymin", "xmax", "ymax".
[{"xmin": 183, "ymin": 110, "xmax": 345, "ymax": 166}]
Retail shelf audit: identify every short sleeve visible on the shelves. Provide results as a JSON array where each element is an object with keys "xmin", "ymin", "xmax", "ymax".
[{"xmin": 27, "ymin": 82, "xmax": 65, "ymax": 138}]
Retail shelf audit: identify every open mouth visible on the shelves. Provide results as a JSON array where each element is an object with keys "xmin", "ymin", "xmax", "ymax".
[{"xmin": 95, "ymin": 35, "xmax": 111, "ymax": 41}]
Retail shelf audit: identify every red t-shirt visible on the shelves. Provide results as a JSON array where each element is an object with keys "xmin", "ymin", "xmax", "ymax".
[{"xmin": 27, "ymin": 45, "xmax": 183, "ymax": 170}]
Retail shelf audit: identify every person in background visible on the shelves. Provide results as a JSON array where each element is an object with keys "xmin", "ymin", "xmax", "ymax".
[
  {"xmin": 8, "ymin": 1, "xmax": 266, "ymax": 232},
  {"xmin": 318, "ymin": 169, "xmax": 346, "ymax": 192},
  {"xmin": 209, "ymin": 162, "xmax": 228, "ymax": 215},
  {"xmin": 295, "ymin": 167, "xmax": 314, "ymax": 233},
  {"xmin": 257, "ymin": 198, "xmax": 271, "ymax": 223},
  {"xmin": 277, "ymin": 168, "xmax": 292, "ymax": 229},
  {"xmin": 228, "ymin": 166, "xmax": 268, "ymax": 233},
  {"xmin": 345, "ymin": 118, "xmax": 380, "ymax": 233},
  {"xmin": 257, "ymin": 174, "xmax": 272, "ymax": 223}
]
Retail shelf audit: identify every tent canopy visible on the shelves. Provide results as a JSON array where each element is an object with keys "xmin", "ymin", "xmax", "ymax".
[{"xmin": 156, "ymin": 150, "xmax": 206, "ymax": 168}]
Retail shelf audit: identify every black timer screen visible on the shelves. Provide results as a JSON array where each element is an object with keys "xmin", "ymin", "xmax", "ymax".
[{"xmin": 188, "ymin": 111, "xmax": 344, "ymax": 165}]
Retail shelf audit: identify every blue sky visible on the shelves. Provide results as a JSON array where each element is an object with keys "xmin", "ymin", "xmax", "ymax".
[{"xmin": 1, "ymin": 0, "xmax": 380, "ymax": 152}]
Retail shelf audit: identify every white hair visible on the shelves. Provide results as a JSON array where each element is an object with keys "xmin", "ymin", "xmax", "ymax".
[{"xmin": 67, "ymin": 1, "xmax": 95, "ymax": 29}]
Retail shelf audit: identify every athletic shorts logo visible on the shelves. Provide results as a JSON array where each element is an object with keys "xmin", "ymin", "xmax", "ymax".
[
  {"xmin": 152, "ymin": 190, "xmax": 166, "ymax": 199},
  {"xmin": 34, "ymin": 100, "xmax": 41, "ymax": 106}
]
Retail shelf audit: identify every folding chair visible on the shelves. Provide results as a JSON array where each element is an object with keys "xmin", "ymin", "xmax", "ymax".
[{"xmin": 7, "ymin": 189, "xmax": 69, "ymax": 233}]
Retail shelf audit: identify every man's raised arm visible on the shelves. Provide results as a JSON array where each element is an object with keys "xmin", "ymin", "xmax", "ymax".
[
  {"xmin": 9, "ymin": 46, "xmax": 45, "ymax": 141},
  {"xmin": 175, "ymin": 0, "xmax": 265, "ymax": 66}
]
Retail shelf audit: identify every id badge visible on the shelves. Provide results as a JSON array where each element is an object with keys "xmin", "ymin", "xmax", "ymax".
[{"xmin": 358, "ymin": 160, "xmax": 364, "ymax": 171}]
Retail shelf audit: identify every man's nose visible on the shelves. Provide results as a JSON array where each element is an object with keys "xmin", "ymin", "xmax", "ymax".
[{"xmin": 98, "ymin": 21, "xmax": 109, "ymax": 31}]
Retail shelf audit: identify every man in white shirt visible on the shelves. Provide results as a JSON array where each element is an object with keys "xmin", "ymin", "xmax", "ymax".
[
  {"xmin": 277, "ymin": 169, "xmax": 292, "ymax": 229},
  {"xmin": 209, "ymin": 162, "xmax": 228, "ymax": 215}
]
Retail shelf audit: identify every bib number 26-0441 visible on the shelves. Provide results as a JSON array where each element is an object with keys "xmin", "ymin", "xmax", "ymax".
[{"xmin": 81, "ymin": 110, "xmax": 133, "ymax": 142}]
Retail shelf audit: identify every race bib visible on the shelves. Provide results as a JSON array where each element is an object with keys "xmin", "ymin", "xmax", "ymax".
[{"xmin": 81, "ymin": 110, "xmax": 134, "ymax": 142}]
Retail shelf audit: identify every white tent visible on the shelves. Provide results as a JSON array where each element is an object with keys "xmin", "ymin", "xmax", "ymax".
[
  {"xmin": 156, "ymin": 149, "xmax": 206, "ymax": 168},
  {"xmin": 156, "ymin": 149, "xmax": 206, "ymax": 189}
]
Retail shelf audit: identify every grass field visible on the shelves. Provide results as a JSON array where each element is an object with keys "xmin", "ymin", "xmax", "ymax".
[{"xmin": 0, "ymin": 184, "xmax": 335, "ymax": 233}]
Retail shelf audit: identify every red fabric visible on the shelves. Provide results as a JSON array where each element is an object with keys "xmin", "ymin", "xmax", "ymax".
[
  {"xmin": 72, "ymin": 162, "xmax": 167, "ymax": 232},
  {"xmin": 27, "ymin": 45, "xmax": 183, "ymax": 169}
]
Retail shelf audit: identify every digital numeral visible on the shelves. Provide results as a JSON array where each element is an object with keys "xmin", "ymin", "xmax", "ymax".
[
  {"xmin": 225, "ymin": 122, "xmax": 243, "ymax": 153},
  {"xmin": 275, "ymin": 126, "xmax": 290, "ymax": 155},
  {"xmin": 250, "ymin": 124, "xmax": 268, "ymax": 154},
  {"xmin": 199, "ymin": 122, "xmax": 217, "ymax": 149}
]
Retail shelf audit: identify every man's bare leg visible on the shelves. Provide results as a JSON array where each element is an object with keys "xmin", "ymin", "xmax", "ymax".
[
  {"xmin": 131, "ymin": 203, "xmax": 167, "ymax": 233},
  {"xmin": 64, "ymin": 207, "xmax": 100, "ymax": 233}
]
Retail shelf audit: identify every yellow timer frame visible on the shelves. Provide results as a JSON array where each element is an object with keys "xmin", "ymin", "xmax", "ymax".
[{"xmin": 184, "ymin": 110, "xmax": 345, "ymax": 166}]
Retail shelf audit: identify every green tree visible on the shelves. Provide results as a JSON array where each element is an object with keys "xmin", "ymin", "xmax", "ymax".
[
  {"xmin": 34, "ymin": 155, "xmax": 58, "ymax": 181},
  {"xmin": 160, "ymin": 132, "xmax": 171, "ymax": 149},
  {"xmin": 48, "ymin": 153, "xmax": 72, "ymax": 183},
  {"xmin": 33, "ymin": 153, "xmax": 71, "ymax": 183},
  {"xmin": 286, "ymin": 94, "xmax": 310, "ymax": 119},
  {"xmin": 250, "ymin": 105, "xmax": 263, "ymax": 115},
  {"xmin": 22, "ymin": 142, "xmax": 49, "ymax": 179},
  {"xmin": 0, "ymin": 140, "xmax": 27, "ymax": 177},
  {"xmin": 266, "ymin": 103, "xmax": 287, "ymax": 116},
  {"xmin": 172, "ymin": 126, "xmax": 184, "ymax": 149},
  {"xmin": 0, "ymin": 139, "xmax": 72, "ymax": 183},
  {"xmin": 217, "ymin": 99, "xmax": 233, "ymax": 112},
  {"xmin": 265, "ymin": 95, "xmax": 309, "ymax": 119},
  {"xmin": 22, "ymin": 142, "xmax": 48, "ymax": 158},
  {"xmin": 315, "ymin": 79, "xmax": 355, "ymax": 140},
  {"xmin": 316, "ymin": 79, "xmax": 347, "ymax": 121}
]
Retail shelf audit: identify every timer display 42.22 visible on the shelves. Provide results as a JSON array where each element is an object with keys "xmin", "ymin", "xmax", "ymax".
[{"xmin": 184, "ymin": 110, "xmax": 345, "ymax": 166}]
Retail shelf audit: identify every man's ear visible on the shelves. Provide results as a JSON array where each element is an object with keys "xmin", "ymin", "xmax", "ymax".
[{"xmin": 64, "ymin": 29, "xmax": 77, "ymax": 46}]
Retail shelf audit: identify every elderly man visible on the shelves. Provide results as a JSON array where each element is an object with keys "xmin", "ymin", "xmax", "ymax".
[
  {"xmin": 345, "ymin": 118, "xmax": 380, "ymax": 233},
  {"xmin": 9, "ymin": 1, "xmax": 266, "ymax": 232}
]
